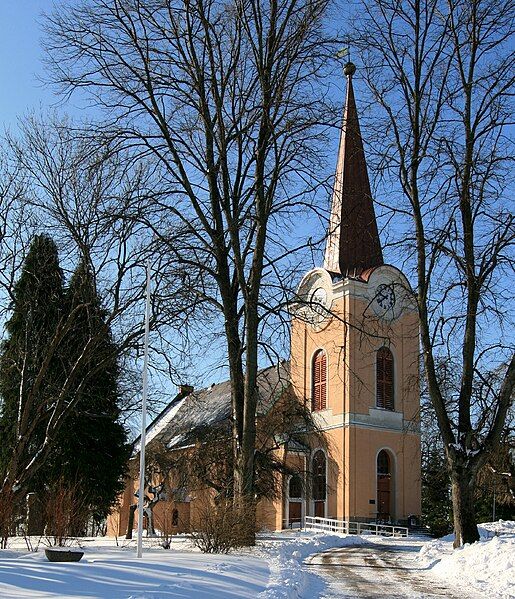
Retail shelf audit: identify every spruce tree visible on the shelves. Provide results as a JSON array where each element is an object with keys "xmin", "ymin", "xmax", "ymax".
[
  {"xmin": 421, "ymin": 446, "xmax": 453, "ymax": 537},
  {"xmin": 46, "ymin": 260, "xmax": 130, "ymax": 525},
  {"xmin": 0, "ymin": 235, "xmax": 65, "ymax": 489}
]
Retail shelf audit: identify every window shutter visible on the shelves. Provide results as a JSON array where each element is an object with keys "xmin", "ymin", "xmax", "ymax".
[
  {"xmin": 384, "ymin": 351, "xmax": 394, "ymax": 410},
  {"xmin": 377, "ymin": 347, "xmax": 394, "ymax": 411},
  {"xmin": 320, "ymin": 354, "xmax": 327, "ymax": 410},
  {"xmin": 312, "ymin": 351, "xmax": 327, "ymax": 411}
]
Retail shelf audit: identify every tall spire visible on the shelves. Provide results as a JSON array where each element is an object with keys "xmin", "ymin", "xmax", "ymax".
[{"xmin": 324, "ymin": 62, "xmax": 383, "ymax": 278}]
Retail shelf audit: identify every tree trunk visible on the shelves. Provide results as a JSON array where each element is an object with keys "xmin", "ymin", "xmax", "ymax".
[
  {"xmin": 233, "ymin": 434, "xmax": 257, "ymax": 545},
  {"xmin": 450, "ymin": 463, "xmax": 480, "ymax": 547},
  {"xmin": 0, "ymin": 487, "xmax": 14, "ymax": 549},
  {"xmin": 145, "ymin": 506, "xmax": 156, "ymax": 536},
  {"xmin": 125, "ymin": 504, "xmax": 137, "ymax": 539},
  {"xmin": 232, "ymin": 483, "xmax": 257, "ymax": 546}
]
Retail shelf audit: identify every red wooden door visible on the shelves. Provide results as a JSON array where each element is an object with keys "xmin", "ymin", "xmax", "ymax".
[
  {"xmin": 314, "ymin": 500, "xmax": 325, "ymax": 518},
  {"xmin": 289, "ymin": 502, "xmax": 302, "ymax": 525},
  {"xmin": 377, "ymin": 475, "xmax": 391, "ymax": 520}
]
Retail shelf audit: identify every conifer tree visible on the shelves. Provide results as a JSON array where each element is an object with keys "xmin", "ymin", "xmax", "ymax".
[
  {"xmin": 421, "ymin": 446, "xmax": 452, "ymax": 537},
  {"xmin": 46, "ymin": 259, "xmax": 130, "ymax": 525},
  {"xmin": 0, "ymin": 234, "xmax": 65, "ymax": 489}
]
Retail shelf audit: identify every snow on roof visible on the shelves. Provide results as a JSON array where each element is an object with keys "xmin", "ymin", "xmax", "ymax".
[{"xmin": 136, "ymin": 361, "xmax": 290, "ymax": 452}]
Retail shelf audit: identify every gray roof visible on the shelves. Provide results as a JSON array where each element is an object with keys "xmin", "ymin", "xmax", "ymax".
[{"xmin": 140, "ymin": 361, "xmax": 290, "ymax": 450}]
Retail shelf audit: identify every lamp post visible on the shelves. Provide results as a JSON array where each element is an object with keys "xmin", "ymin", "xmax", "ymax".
[{"xmin": 137, "ymin": 260, "xmax": 151, "ymax": 558}]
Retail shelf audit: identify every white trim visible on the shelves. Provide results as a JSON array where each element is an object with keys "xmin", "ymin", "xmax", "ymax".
[
  {"xmin": 375, "ymin": 447, "xmax": 397, "ymax": 521},
  {"xmin": 317, "ymin": 421, "xmax": 420, "ymax": 434},
  {"xmin": 312, "ymin": 408, "xmax": 419, "ymax": 434}
]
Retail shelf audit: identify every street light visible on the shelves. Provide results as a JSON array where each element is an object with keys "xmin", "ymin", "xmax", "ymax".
[{"xmin": 137, "ymin": 260, "xmax": 151, "ymax": 558}]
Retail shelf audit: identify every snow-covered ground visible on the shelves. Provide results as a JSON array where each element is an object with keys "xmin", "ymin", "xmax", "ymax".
[
  {"xmin": 419, "ymin": 520, "xmax": 515, "ymax": 599},
  {"xmin": 258, "ymin": 532, "xmax": 367, "ymax": 598},
  {"xmin": 0, "ymin": 522, "xmax": 513, "ymax": 599},
  {"xmin": 0, "ymin": 531, "xmax": 356, "ymax": 599},
  {"xmin": 0, "ymin": 535, "xmax": 267, "ymax": 599}
]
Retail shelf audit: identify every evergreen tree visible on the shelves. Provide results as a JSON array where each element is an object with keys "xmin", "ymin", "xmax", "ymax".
[
  {"xmin": 421, "ymin": 446, "xmax": 453, "ymax": 537},
  {"xmin": 0, "ymin": 235, "xmax": 65, "ymax": 489},
  {"xmin": 46, "ymin": 260, "xmax": 130, "ymax": 525}
]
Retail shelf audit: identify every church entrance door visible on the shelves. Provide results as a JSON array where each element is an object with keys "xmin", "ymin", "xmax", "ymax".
[
  {"xmin": 289, "ymin": 501, "xmax": 302, "ymax": 526},
  {"xmin": 287, "ymin": 475, "xmax": 303, "ymax": 528},
  {"xmin": 377, "ymin": 450, "xmax": 392, "ymax": 521},
  {"xmin": 314, "ymin": 500, "xmax": 325, "ymax": 518}
]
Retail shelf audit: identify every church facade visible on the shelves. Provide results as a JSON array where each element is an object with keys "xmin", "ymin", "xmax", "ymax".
[
  {"xmin": 283, "ymin": 62, "xmax": 421, "ymax": 527},
  {"xmin": 107, "ymin": 63, "xmax": 421, "ymax": 537}
]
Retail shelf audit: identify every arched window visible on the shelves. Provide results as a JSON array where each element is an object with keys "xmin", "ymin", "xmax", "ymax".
[
  {"xmin": 312, "ymin": 350, "xmax": 327, "ymax": 411},
  {"xmin": 376, "ymin": 347, "xmax": 394, "ymax": 410},
  {"xmin": 172, "ymin": 508, "xmax": 179, "ymax": 527},
  {"xmin": 377, "ymin": 450, "xmax": 390, "ymax": 475}
]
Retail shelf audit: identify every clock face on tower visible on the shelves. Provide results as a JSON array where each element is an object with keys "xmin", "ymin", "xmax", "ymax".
[
  {"xmin": 310, "ymin": 287, "xmax": 328, "ymax": 315},
  {"xmin": 295, "ymin": 268, "xmax": 333, "ymax": 329},
  {"xmin": 375, "ymin": 284, "xmax": 396, "ymax": 311},
  {"xmin": 368, "ymin": 269, "xmax": 414, "ymax": 320}
]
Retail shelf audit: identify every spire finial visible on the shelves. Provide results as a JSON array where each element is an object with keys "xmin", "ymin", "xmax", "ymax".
[{"xmin": 344, "ymin": 61, "xmax": 356, "ymax": 78}]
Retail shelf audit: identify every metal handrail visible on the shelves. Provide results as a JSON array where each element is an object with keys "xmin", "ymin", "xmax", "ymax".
[{"xmin": 304, "ymin": 515, "xmax": 408, "ymax": 537}]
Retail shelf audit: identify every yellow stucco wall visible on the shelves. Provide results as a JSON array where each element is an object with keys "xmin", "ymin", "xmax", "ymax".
[{"xmin": 286, "ymin": 268, "xmax": 421, "ymax": 525}]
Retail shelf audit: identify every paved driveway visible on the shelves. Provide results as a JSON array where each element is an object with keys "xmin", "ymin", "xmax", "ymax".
[{"xmin": 305, "ymin": 539, "xmax": 482, "ymax": 598}]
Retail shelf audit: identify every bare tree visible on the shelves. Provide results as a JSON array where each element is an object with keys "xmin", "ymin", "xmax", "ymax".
[
  {"xmin": 43, "ymin": 0, "xmax": 338, "ymax": 541},
  {"xmin": 0, "ymin": 117, "xmax": 189, "ymax": 510},
  {"xmin": 353, "ymin": 0, "xmax": 514, "ymax": 545}
]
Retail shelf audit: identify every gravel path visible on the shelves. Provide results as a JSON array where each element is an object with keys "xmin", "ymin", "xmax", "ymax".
[{"xmin": 305, "ymin": 539, "xmax": 482, "ymax": 598}]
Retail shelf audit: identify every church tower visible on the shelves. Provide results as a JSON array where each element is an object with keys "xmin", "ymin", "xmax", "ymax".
[{"xmin": 289, "ymin": 63, "xmax": 421, "ymax": 525}]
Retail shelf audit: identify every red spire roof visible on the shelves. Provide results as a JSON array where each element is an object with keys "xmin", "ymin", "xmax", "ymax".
[{"xmin": 324, "ymin": 63, "xmax": 383, "ymax": 278}]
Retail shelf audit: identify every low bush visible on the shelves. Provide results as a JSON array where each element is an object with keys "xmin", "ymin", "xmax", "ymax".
[
  {"xmin": 45, "ymin": 479, "xmax": 86, "ymax": 546},
  {"xmin": 191, "ymin": 500, "xmax": 256, "ymax": 554}
]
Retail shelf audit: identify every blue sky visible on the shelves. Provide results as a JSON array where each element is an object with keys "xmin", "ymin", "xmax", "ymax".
[
  {"xmin": 0, "ymin": 2, "xmax": 80, "ymax": 130},
  {"xmin": 0, "ymin": 2, "xmax": 48, "ymax": 128},
  {"xmin": 1, "ymin": 2, "xmax": 512, "ymax": 393}
]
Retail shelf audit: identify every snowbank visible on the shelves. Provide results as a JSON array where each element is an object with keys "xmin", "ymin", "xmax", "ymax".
[
  {"xmin": 478, "ymin": 519, "xmax": 515, "ymax": 538},
  {"xmin": 419, "ymin": 520, "xmax": 515, "ymax": 599},
  {"xmin": 257, "ymin": 532, "xmax": 367, "ymax": 599}
]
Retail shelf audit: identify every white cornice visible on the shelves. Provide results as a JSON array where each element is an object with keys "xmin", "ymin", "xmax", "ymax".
[{"xmin": 313, "ymin": 407, "xmax": 420, "ymax": 435}]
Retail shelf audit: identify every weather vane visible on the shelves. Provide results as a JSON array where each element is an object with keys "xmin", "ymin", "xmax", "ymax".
[{"xmin": 335, "ymin": 45, "xmax": 355, "ymax": 77}]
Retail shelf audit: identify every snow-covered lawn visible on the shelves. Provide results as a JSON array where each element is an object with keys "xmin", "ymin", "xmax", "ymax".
[
  {"xmin": 0, "ymin": 532, "xmax": 357, "ymax": 599},
  {"xmin": 419, "ymin": 520, "xmax": 515, "ymax": 599},
  {"xmin": 0, "ymin": 536, "xmax": 266, "ymax": 599},
  {"xmin": 1, "ymin": 521, "xmax": 513, "ymax": 599}
]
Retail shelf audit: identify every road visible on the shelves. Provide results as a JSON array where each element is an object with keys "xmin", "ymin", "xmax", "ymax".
[{"xmin": 305, "ymin": 539, "xmax": 482, "ymax": 598}]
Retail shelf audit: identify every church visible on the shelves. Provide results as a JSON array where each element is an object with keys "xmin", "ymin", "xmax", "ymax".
[{"xmin": 107, "ymin": 63, "xmax": 421, "ymax": 536}]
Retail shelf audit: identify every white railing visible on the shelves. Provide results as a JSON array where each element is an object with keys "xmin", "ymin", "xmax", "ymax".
[{"xmin": 304, "ymin": 516, "xmax": 408, "ymax": 537}]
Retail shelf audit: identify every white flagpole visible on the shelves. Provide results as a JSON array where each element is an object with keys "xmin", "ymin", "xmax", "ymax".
[{"xmin": 137, "ymin": 259, "xmax": 151, "ymax": 558}]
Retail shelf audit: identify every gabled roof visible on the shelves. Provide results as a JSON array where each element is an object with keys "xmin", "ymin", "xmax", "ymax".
[
  {"xmin": 137, "ymin": 361, "xmax": 290, "ymax": 451},
  {"xmin": 324, "ymin": 62, "xmax": 384, "ymax": 279}
]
